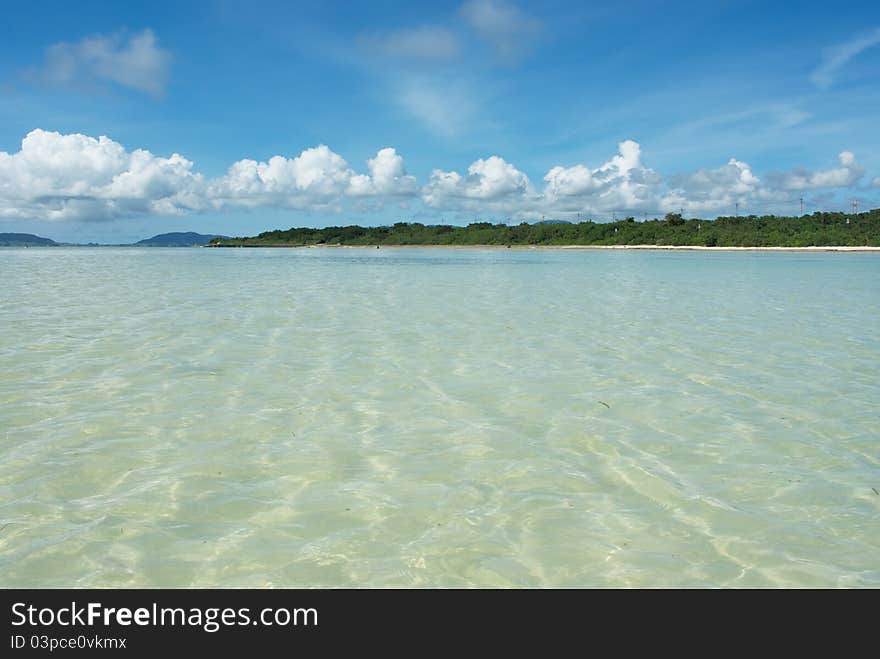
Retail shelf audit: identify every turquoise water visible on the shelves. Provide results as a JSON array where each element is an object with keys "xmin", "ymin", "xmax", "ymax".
[{"xmin": 1, "ymin": 246, "xmax": 878, "ymax": 587}]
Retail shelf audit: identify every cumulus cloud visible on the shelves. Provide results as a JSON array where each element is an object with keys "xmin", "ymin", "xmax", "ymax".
[
  {"xmin": 211, "ymin": 145, "xmax": 422, "ymax": 209},
  {"xmin": 361, "ymin": 26, "xmax": 461, "ymax": 61},
  {"xmin": 423, "ymin": 156, "xmax": 534, "ymax": 210},
  {"xmin": 41, "ymin": 29, "xmax": 171, "ymax": 97},
  {"xmin": 661, "ymin": 158, "xmax": 762, "ymax": 214},
  {"xmin": 811, "ymin": 26, "xmax": 880, "ymax": 89},
  {"xmin": 0, "ymin": 131, "xmax": 421, "ymax": 220},
  {"xmin": 209, "ymin": 146, "xmax": 356, "ymax": 210},
  {"xmin": 543, "ymin": 140, "xmax": 662, "ymax": 213},
  {"xmin": 776, "ymin": 151, "xmax": 864, "ymax": 190},
  {"xmin": 0, "ymin": 129, "xmax": 202, "ymax": 221},
  {"xmin": 0, "ymin": 129, "xmax": 874, "ymax": 223},
  {"xmin": 460, "ymin": 0, "xmax": 540, "ymax": 60},
  {"xmin": 348, "ymin": 148, "xmax": 419, "ymax": 196},
  {"xmin": 422, "ymin": 142, "xmax": 870, "ymax": 218},
  {"xmin": 684, "ymin": 158, "xmax": 760, "ymax": 196},
  {"xmin": 663, "ymin": 152, "xmax": 867, "ymax": 215}
]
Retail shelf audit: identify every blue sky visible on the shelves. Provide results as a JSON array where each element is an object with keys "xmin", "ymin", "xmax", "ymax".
[{"xmin": 1, "ymin": 0, "xmax": 878, "ymax": 242}]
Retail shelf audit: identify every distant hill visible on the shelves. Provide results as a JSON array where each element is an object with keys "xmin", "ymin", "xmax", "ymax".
[
  {"xmin": 135, "ymin": 232, "xmax": 227, "ymax": 247},
  {"xmin": 534, "ymin": 219, "xmax": 572, "ymax": 225},
  {"xmin": 0, "ymin": 232, "xmax": 57, "ymax": 246}
]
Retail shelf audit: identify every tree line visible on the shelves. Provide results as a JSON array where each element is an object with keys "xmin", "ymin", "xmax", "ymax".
[{"xmin": 210, "ymin": 209, "xmax": 880, "ymax": 248}]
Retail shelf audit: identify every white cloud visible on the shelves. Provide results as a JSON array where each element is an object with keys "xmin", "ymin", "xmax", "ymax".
[
  {"xmin": 0, "ymin": 129, "xmax": 875, "ymax": 223},
  {"xmin": 466, "ymin": 156, "xmax": 531, "ymax": 198},
  {"xmin": 212, "ymin": 145, "xmax": 421, "ymax": 209},
  {"xmin": 0, "ymin": 131, "xmax": 424, "ymax": 220},
  {"xmin": 423, "ymin": 155, "xmax": 534, "ymax": 210},
  {"xmin": 663, "ymin": 152, "xmax": 865, "ymax": 215},
  {"xmin": 348, "ymin": 148, "xmax": 419, "ymax": 196},
  {"xmin": 542, "ymin": 141, "xmax": 662, "ymax": 213},
  {"xmin": 0, "ymin": 129, "xmax": 202, "ymax": 221},
  {"xmin": 42, "ymin": 29, "xmax": 171, "ymax": 97},
  {"xmin": 778, "ymin": 151, "xmax": 864, "ymax": 190},
  {"xmin": 210, "ymin": 146, "xmax": 355, "ymax": 210},
  {"xmin": 811, "ymin": 26, "xmax": 880, "ymax": 89},
  {"xmin": 660, "ymin": 158, "xmax": 762, "ymax": 214},
  {"xmin": 685, "ymin": 158, "xmax": 760, "ymax": 195},
  {"xmin": 460, "ymin": 0, "xmax": 540, "ymax": 60},
  {"xmin": 361, "ymin": 26, "xmax": 460, "ymax": 61}
]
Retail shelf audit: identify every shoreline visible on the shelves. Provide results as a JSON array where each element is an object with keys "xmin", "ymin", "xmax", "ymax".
[{"xmin": 211, "ymin": 243, "xmax": 880, "ymax": 252}]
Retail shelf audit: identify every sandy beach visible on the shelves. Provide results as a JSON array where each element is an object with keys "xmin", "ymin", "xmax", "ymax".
[
  {"xmin": 552, "ymin": 244, "xmax": 880, "ymax": 252},
  {"xmin": 301, "ymin": 243, "xmax": 880, "ymax": 252}
]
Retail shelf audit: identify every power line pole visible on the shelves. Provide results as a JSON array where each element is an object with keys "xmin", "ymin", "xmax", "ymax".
[
  {"xmin": 800, "ymin": 197, "xmax": 804, "ymax": 215},
  {"xmin": 735, "ymin": 201, "xmax": 739, "ymax": 217}
]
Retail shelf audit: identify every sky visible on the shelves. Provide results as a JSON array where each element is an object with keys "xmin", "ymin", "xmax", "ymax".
[{"xmin": 1, "ymin": 0, "xmax": 879, "ymax": 243}]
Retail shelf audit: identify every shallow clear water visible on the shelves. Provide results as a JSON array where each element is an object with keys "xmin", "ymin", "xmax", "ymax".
[{"xmin": 1, "ymin": 246, "xmax": 878, "ymax": 587}]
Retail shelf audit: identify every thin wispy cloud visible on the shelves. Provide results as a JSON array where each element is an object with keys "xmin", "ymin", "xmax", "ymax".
[
  {"xmin": 39, "ymin": 29, "xmax": 171, "ymax": 98},
  {"xmin": 678, "ymin": 105, "xmax": 812, "ymax": 134},
  {"xmin": 811, "ymin": 26, "xmax": 880, "ymax": 89},
  {"xmin": 350, "ymin": 1, "xmax": 543, "ymax": 137},
  {"xmin": 394, "ymin": 76, "xmax": 479, "ymax": 136},
  {"xmin": 459, "ymin": 0, "xmax": 540, "ymax": 61},
  {"xmin": 360, "ymin": 26, "xmax": 461, "ymax": 62}
]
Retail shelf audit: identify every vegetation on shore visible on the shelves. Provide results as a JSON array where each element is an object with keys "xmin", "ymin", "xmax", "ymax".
[{"xmin": 211, "ymin": 209, "xmax": 880, "ymax": 248}]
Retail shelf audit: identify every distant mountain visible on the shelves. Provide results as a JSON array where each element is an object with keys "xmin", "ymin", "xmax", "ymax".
[
  {"xmin": 534, "ymin": 219, "xmax": 572, "ymax": 225},
  {"xmin": 0, "ymin": 232, "xmax": 57, "ymax": 246},
  {"xmin": 135, "ymin": 232, "xmax": 227, "ymax": 247}
]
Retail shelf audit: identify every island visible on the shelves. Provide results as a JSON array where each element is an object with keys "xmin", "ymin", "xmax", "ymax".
[
  {"xmin": 209, "ymin": 209, "xmax": 880, "ymax": 248},
  {"xmin": 135, "ymin": 232, "xmax": 228, "ymax": 247},
  {"xmin": 0, "ymin": 233, "xmax": 58, "ymax": 246}
]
